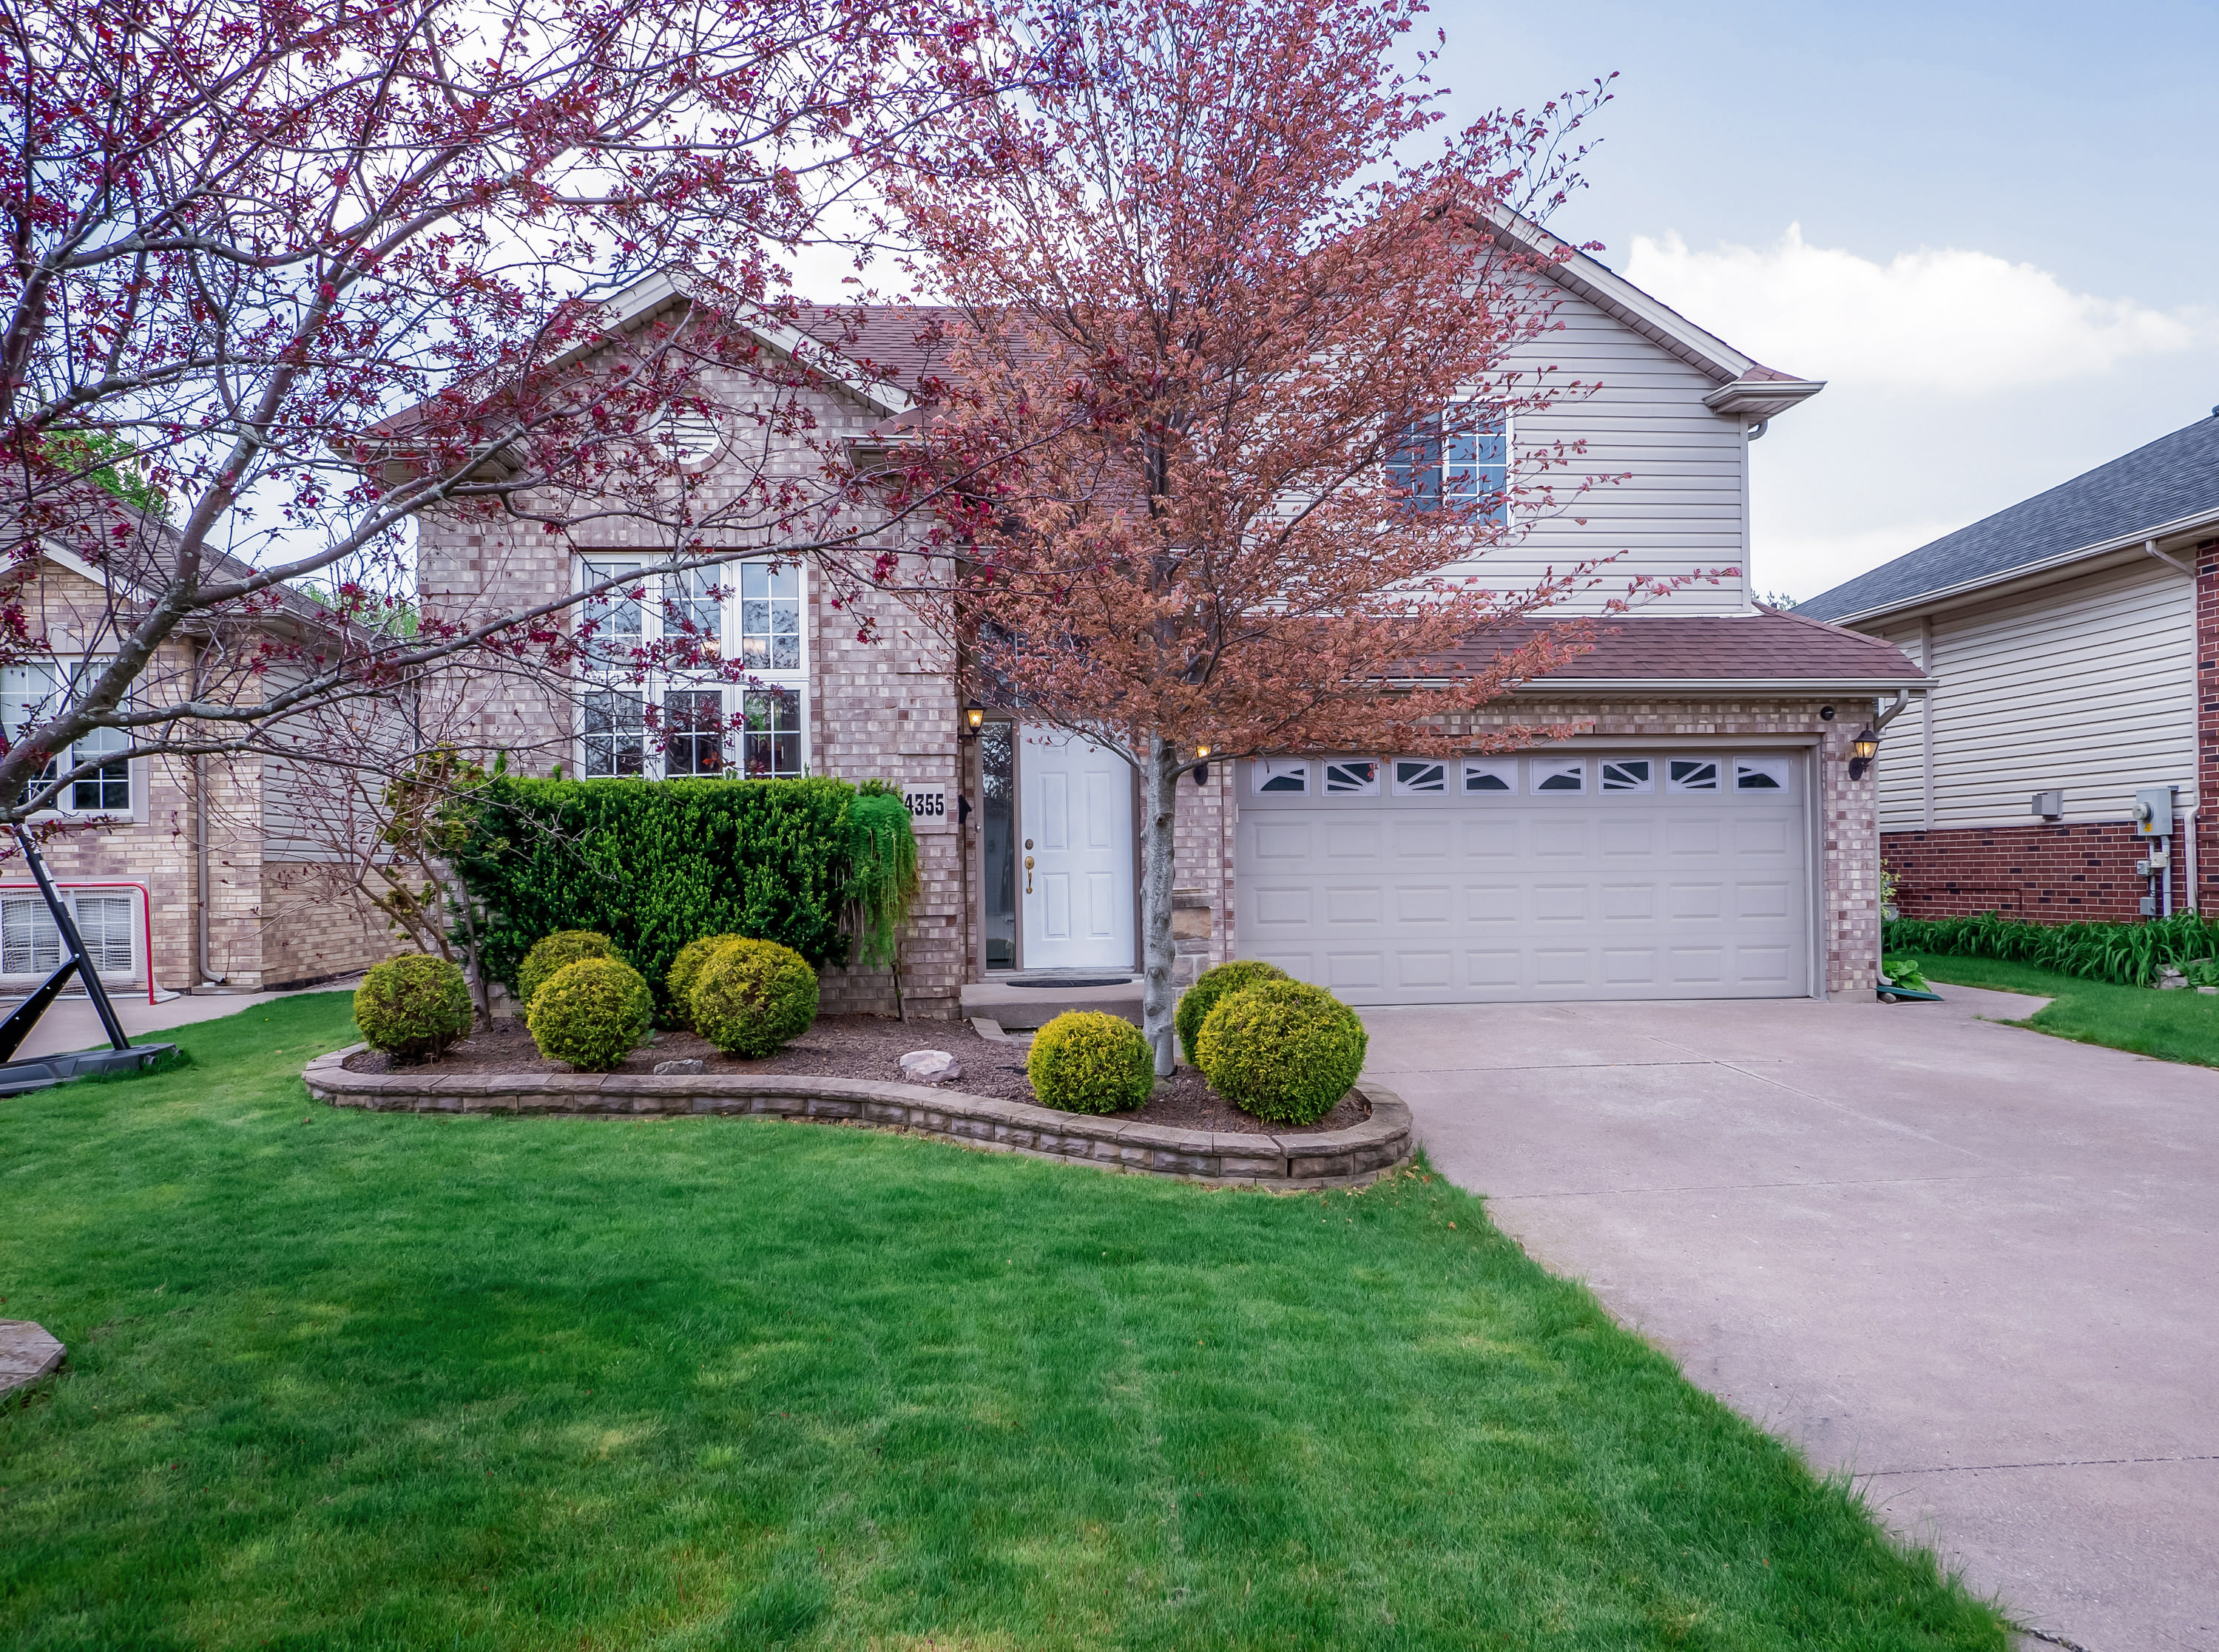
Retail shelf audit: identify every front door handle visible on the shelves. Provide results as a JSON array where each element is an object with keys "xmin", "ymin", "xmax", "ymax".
[{"xmin": 1024, "ymin": 854, "xmax": 1034, "ymax": 894}]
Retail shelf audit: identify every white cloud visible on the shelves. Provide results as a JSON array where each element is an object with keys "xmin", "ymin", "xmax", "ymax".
[
  {"xmin": 1626, "ymin": 226, "xmax": 2210, "ymax": 390},
  {"xmin": 1751, "ymin": 518, "xmax": 1968, "ymax": 607}
]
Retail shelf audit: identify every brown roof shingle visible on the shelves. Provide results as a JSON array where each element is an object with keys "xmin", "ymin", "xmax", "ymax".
[{"xmin": 1428, "ymin": 607, "xmax": 1925, "ymax": 687}]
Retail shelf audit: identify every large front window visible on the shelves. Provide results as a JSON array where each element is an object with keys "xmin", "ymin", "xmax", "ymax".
[
  {"xmin": 583, "ymin": 688, "xmax": 646, "ymax": 778},
  {"xmin": 665, "ymin": 687, "xmax": 726, "ymax": 776},
  {"xmin": 737, "ymin": 563, "xmax": 802, "ymax": 670},
  {"xmin": 575, "ymin": 556, "xmax": 806, "ymax": 779},
  {"xmin": 741, "ymin": 688, "xmax": 803, "ymax": 777}
]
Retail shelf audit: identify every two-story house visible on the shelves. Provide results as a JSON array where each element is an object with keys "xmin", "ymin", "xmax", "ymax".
[{"xmin": 414, "ymin": 213, "xmax": 1926, "ymax": 1019}]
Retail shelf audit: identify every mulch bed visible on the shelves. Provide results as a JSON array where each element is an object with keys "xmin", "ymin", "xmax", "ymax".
[{"xmin": 342, "ymin": 1014, "xmax": 1368, "ymax": 1137}]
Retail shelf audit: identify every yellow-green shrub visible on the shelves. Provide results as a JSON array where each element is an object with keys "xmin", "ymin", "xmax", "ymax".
[
  {"xmin": 525, "ymin": 957, "xmax": 654, "ymax": 1071},
  {"xmin": 691, "ymin": 939, "xmax": 819, "ymax": 1058},
  {"xmin": 665, "ymin": 934, "xmax": 745, "ymax": 1029},
  {"xmin": 1027, "ymin": 1011, "xmax": 1153, "ymax": 1114},
  {"xmin": 1195, "ymin": 980, "xmax": 1366, "ymax": 1125},
  {"xmin": 517, "ymin": 930, "xmax": 621, "ymax": 1012},
  {"xmin": 354, "ymin": 953, "xmax": 474, "ymax": 1063},
  {"xmin": 1174, "ymin": 958, "xmax": 1291, "ymax": 1067}
]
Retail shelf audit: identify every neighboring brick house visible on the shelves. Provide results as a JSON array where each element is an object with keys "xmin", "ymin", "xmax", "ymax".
[
  {"xmin": 0, "ymin": 518, "xmax": 395, "ymax": 1000},
  {"xmin": 1799, "ymin": 412, "xmax": 2219, "ymax": 924},
  {"xmin": 415, "ymin": 218, "xmax": 1926, "ymax": 1018}
]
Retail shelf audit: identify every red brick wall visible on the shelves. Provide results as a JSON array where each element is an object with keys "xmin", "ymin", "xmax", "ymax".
[{"xmin": 1883, "ymin": 821, "xmax": 2153, "ymax": 922}]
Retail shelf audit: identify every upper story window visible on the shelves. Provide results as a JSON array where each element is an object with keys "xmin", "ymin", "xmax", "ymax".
[
  {"xmin": 663, "ymin": 566, "xmax": 723, "ymax": 655},
  {"xmin": 1387, "ymin": 407, "xmax": 1507, "ymax": 524},
  {"xmin": 737, "ymin": 563, "xmax": 802, "ymax": 670},
  {"xmin": 1, "ymin": 660, "xmax": 132, "ymax": 814},
  {"xmin": 580, "ymin": 558, "xmax": 645, "ymax": 663}
]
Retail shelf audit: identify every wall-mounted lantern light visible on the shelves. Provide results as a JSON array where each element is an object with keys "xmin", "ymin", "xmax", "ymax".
[
  {"xmin": 1192, "ymin": 743, "xmax": 1212, "ymax": 785},
  {"xmin": 962, "ymin": 703, "xmax": 985, "ymax": 737},
  {"xmin": 1848, "ymin": 726, "xmax": 1879, "ymax": 780}
]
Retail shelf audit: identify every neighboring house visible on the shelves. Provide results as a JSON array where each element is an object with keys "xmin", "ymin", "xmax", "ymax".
[
  {"xmin": 414, "ymin": 214, "xmax": 1926, "ymax": 1018},
  {"xmin": 0, "ymin": 509, "xmax": 396, "ymax": 999},
  {"xmin": 1798, "ymin": 412, "xmax": 2219, "ymax": 924}
]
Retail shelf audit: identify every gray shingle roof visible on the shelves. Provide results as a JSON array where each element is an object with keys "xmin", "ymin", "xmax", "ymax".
[{"xmin": 1796, "ymin": 412, "xmax": 2219, "ymax": 623}]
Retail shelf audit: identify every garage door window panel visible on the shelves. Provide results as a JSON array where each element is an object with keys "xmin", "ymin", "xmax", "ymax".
[
  {"xmin": 1735, "ymin": 756, "xmax": 1791, "ymax": 792},
  {"xmin": 1392, "ymin": 759, "xmax": 1447, "ymax": 795},
  {"xmin": 1601, "ymin": 759, "xmax": 1653, "ymax": 793},
  {"xmin": 1530, "ymin": 759, "xmax": 1584, "ymax": 793},
  {"xmin": 1462, "ymin": 759, "xmax": 1516, "ymax": 793},
  {"xmin": 1323, "ymin": 760, "xmax": 1379, "ymax": 795},
  {"xmin": 1668, "ymin": 757, "xmax": 1720, "ymax": 793},
  {"xmin": 1253, "ymin": 759, "xmax": 1310, "ymax": 794}
]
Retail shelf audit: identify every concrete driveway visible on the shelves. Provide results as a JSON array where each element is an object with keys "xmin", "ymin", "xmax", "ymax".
[{"xmin": 1362, "ymin": 984, "xmax": 2219, "ymax": 1652}]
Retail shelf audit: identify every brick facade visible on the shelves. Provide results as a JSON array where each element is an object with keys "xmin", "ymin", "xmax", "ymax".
[
  {"xmin": 1883, "ymin": 820, "xmax": 2153, "ymax": 921},
  {"xmin": 2, "ymin": 565, "xmax": 394, "ymax": 997}
]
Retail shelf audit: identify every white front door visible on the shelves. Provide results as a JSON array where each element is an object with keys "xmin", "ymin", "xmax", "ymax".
[{"xmin": 1019, "ymin": 724, "xmax": 1135, "ymax": 969}]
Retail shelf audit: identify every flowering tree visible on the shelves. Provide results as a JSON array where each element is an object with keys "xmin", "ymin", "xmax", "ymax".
[
  {"xmin": 883, "ymin": 0, "xmax": 1695, "ymax": 1069},
  {"xmin": 0, "ymin": 0, "xmax": 999, "ymax": 819}
]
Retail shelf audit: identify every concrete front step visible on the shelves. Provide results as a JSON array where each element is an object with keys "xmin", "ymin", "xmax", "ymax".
[{"xmin": 958, "ymin": 972, "xmax": 1143, "ymax": 1029}]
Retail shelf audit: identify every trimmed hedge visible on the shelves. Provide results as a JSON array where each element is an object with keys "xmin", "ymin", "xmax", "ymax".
[
  {"xmin": 1885, "ymin": 910, "xmax": 2219, "ymax": 988},
  {"xmin": 1195, "ymin": 980, "xmax": 1366, "ymax": 1126},
  {"xmin": 691, "ymin": 938, "xmax": 820, "ymax": 1058},
  {"xmin": 354, "ymin": 954, "xmax": 474, "ymax": 1063},
  {"xmin": 1174, "ymin": 958, "xmax": 1290, "ymax": 1068},
  {"xmin": 451, "ymin": 776, "xmax": 913, "ymax": 1019},
  {"xmin": 1027, "ymin": 1011, "xmax": 1154, "ymax": 1114},
  {"xmin": 526, "ymin": 957, "xmax": 655, "ymax": 1071},
  {"xmin": 517, "ymin": 930, "xmax": 620, "ymax": 1012}
]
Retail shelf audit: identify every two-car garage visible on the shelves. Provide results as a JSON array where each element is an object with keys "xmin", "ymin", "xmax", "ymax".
[{"xmin": 1233, "ymin": 749, "xmax": 1814, "ymax": 1004}]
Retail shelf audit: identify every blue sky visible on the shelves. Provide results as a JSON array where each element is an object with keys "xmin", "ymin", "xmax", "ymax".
[{"xmin": 1431, "ymin": 0, "xmax": 2219, "ymax": 600}]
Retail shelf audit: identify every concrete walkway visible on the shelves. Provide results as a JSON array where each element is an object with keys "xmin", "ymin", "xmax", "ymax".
[{"xmin": 1363, "ymin": 985, "xmax": 2219, "ymax": 1652}]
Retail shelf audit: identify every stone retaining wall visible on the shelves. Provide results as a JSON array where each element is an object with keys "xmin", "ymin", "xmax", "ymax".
[{"xmin": 302, "ymin": 1048, "xmax": 1413, "ymax": 1190}]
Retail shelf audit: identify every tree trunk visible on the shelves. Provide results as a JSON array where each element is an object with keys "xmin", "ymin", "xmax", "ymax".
[{"xmin": 1140, "ymin": 732, "xmax": 1181, "ymax": 1076}]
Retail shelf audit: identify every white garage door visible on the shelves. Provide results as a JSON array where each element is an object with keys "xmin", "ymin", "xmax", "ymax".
[{"xmin": 1235, "ymin": 751, "xmax": 1811, "ymax": 1004}]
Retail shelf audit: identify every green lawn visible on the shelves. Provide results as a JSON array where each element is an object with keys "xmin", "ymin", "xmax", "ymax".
[
  {"xmin": 1, "ymin": 995, "xmax": 2007, "ymax": 1651},
  {"xmin": 1904, "ymin": 949, "xmax": 2219, "ymax": 1069}
]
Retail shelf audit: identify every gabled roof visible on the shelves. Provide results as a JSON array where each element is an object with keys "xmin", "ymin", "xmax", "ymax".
[
  {"xmin": 1419, "ymin": 606, "xmax": 1926, "ymax": 692},
  {"xmin": 1797, "ymin": 412, "xmax": 2219, "ymax": 625},
  {"xmin": 1482, "ymin": 204, "xmax": 1825, "ymax": 421}
]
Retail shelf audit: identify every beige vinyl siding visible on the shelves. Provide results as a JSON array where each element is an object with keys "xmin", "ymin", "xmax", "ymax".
[
  {"xmin": 1437, "ymin": 282, "xmax": 1753, "ymax": 617},
  {"xmin": 1869, "ymin": 560, "xmax": 2194, "ymax": 832}
]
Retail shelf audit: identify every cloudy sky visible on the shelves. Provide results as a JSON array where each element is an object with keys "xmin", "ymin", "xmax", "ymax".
[{"xmin": 1431, "ymin": 0, "xmax": 2219, "ymax": 603}]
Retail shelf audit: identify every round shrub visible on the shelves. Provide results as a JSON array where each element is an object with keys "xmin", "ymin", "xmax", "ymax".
[
  {"xmin": 517, "ymin": 929, "xmax": 621, "ymax": 1012},
  {"xmin": 526, "ymin": 957, "xmax": 655, "ymax": 1071},
  {"xmin": 354, "ymin": 953, "xmax": 474, "ymax": 1063},
  {"xmin": 666, "ymin": 933, "xmax": 745, "ymax": 1029},
  {"xmin": 692, "ymin": 939, "xmax": 819, "ymax": 1058},
  {"xmin": 1027, "ymin": 1010, "xmax": 1154, "ymax": 1115},
  {"xmin": 1174, "ymin": 958, "xmax": 1291, "ymax": 1067},
  {"xmin": 1195, "ymin": 979, "xmax": 1366, "ymax": 1126}
]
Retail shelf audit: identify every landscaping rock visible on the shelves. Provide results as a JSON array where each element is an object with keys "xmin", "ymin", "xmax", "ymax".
[
  {"xmin": 652, "ymin": 1057, "xmax": 706, "ymax": 1075},
  {"xmin": 899, "ymin": 1049, "xmax": 963, "ymax": 1086},
  {"xmin": 2158, "ymin": 969, "xmax": 2189, "ymax": 990},
  {"xmin": 0, "ymin": 1320, "xmax": 64, "ymax": 1398}
]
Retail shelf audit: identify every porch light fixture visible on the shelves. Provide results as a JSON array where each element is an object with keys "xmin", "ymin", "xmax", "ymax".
[
  {"xmin": 962, "ymin": 703, "xmax": 985, "ymax": 737},
  {"xmin": 1848, "ymin": 726, "xmax": 1879, "ymax": 780},
  {"xmin": 1192, "ymin": 743, "xmax": 1212, "ymax": 786}
]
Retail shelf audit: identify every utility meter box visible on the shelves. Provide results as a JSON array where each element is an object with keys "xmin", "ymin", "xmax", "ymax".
[{"xmin": 2135, "ymin": 785, "xmax": 2178, "ymax": 837}]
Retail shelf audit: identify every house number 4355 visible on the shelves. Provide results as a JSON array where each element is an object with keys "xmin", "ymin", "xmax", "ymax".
[{"xmin": 902, "ymin": 785, "xmax": 952, "ymax": 833}]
